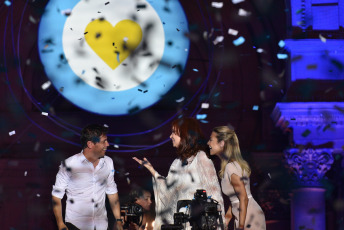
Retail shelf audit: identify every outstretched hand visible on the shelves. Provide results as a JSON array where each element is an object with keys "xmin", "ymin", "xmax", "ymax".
[{"xmin": 133, "ymin": 157, "xmax": 156, "ymax": 176}]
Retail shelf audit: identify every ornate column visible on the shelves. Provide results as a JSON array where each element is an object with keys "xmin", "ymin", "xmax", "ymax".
[{"xmin": 272, "ymin": 102, "xmax": 344, "ymax": 230}]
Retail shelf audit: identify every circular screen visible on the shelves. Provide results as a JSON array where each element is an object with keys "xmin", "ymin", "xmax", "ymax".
[{"xmin": 38, "ymin": 0, "xmax": 189, "ymax": 115}]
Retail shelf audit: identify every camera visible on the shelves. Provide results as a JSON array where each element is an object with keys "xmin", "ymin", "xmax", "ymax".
[
  {"xmin": 161, "ymin": 189, "xmax": 223, "ymax": 230},
  {"xmin": 120, "ymin": 203, "xmax": 144, "ymax": 229}
]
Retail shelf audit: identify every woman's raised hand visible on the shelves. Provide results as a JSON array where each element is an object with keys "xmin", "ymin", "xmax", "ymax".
[{"xmin": 132, "ymin": 157, "xmax": 156, "ymax": 176}]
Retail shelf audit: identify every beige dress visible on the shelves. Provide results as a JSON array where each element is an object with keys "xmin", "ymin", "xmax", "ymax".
[
  {"xmin": 152, "ymin": 151, "xmax": 225, "ymax": 230},
  {"xmin": 221, "ymin": 161, "xmax": 266, "ymax": 230}
]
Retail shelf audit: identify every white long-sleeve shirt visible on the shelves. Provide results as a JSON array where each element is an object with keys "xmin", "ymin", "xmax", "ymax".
[{"xmin": 52, "ymin": 152, "xmax": 118, "ymax": 230}]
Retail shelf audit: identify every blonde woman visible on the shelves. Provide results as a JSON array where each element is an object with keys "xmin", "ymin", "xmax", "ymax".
[{"xmin": 207, "ymin": 126, "xmax": 266, "ymax": 230}]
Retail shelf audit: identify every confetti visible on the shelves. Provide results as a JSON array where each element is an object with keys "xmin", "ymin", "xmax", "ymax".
[
  {"xmin": 114, "ymin": 144, "xmax": 119, "ymax": 148},
  {"xmin": 60, "ymin": 9, "xmax": 72, "ymax": 16},
  {"xmin": 201, "ymin": 103, "xmax": 209, "ymax": 109},
  {"xmin": 125, "ymin": 172, "xmax": 130, "ymax": 176},
  {"xmin": 232, "ymin": 0, "xmax": 245, "ymax": 3},
  {"xmin": 24, "ymin": 171, "xmax": 27, "ymax": 176},
  {"xmin": 193, "ymin": 69, "xmax": 199, "ymax": 72},
  {"xmin": 211, "ymin": 2, "xmax": 223, "ymax": 8},
  {"xmin": 213, "ymin": 36, "xmax": 224, "ymax": 45},
  {"xmin": 176, "ymin": 97, "xmax": 185, "ymax": 103},
  {"xmin": 41, "ymin": 81, "xmax": 51, "ymax": 90},
  {"xmin": 238, "ymin": 8, "xmax": 251, "ymax": 16},
  {"xmin": 103, "ymin": 124, "xmax": 109, "ymax": 127},
  {"xmin": 277, "ymin": 53, "xmax": 288, "ymax": 59},
  {"xmin": 268, "ymin": 173, "xmax": 271, "ymax": 179},
  {"xmin": 257, "ymin": 48, "xmax": 264, "ymax": 53},
  {"xmin": 319, "ymin": 34, "xmax": 326, "ymax": 43},
  {"xmin": 9, "ymin": 130, "xmax": 15, "ymax": 136},
  {"xmin": 37, "ymin": 194, "xmax": 41, "ymax": 197},
  {"xmin": 4, "ymin": 0, "xmax": 11, "ymax": 6},
  {"xmin": 127, "ymin": 177, "xmax": 130, "ymax": 184},
  {"xmin": 278, "ymin": 40, "xmax": 285, "ymax": 48},
  {"xmin": 196, "ymin": 114, "xmax": 207, "ymax": 120},
  {"xmin": 233, "ymin": 36, "xmax": 245, "ymax": 46},
  {"xmin": 41, "ymin": 112, "xmax": 48, "ymax": 116},
  {"xmin": 301, "ymin": 129, "xmax": 311, "ymax": 137},
  {"xmin": 228, "ymin": 28, "xmax": 238, "ymax": 36},
  {"xmin": 29, "ymin": 15, "xmax": 37, "ymax": 24},
  {"xmin": 252, "ymin": 105, "xmax": 259, "ymax": 111}
]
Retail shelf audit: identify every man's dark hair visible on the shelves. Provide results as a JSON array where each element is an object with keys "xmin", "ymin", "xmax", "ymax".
[{"xmin": 80, "ymin": 124, "xmax": 109, "ymax": 149}]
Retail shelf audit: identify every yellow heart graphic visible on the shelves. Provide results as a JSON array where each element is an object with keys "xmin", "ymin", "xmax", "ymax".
[{"xmin": 85, "ymin": 19, "xmax": 142, "ymax": 70}]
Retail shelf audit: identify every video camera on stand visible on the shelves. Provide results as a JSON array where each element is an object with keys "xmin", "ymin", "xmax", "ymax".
[
  {"xmin": 120, "ymin": 203, "xmax": 144, "ymax": 229},
  {"xmin": 161, "ymin": 189, "xmax": 224, "ymax": 230}
]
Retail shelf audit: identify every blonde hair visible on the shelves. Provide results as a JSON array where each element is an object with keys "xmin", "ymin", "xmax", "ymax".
[{"xmin": 212, "ymin": 126, "xmax": 251, "ymax": 178}]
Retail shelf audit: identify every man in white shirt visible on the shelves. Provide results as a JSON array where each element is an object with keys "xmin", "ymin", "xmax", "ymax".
[{"xmin": 52, "ymin": 124, "xmax": 123, "ymax": 230}]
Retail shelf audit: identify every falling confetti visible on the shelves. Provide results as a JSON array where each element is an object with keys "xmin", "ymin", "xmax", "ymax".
[
  {"xmin": 278, "ymin": 40, "xmax": 285, "ymax": 48},
  {"xmin": 201, "ymin": 103, "xmax": 209, "ymax": 109},
  {"xmin": 196, "ymin": 114, "xmax": 207, "ymax": 120},
  {"xmin": 238, "ymin": 8, "xmax": 251, "ymax": 16},
  {"xmin": 252, "ymin": 105, "xmax": 259, "ymax": 111},
  {"xmin": 41, "ymin": 112, "xmax": 48, "ymax": 116},
  {"xmin": 233, "ymin": 36, "xmax": 245, "ymax": 46},
  {"xmin": 211, "ymin": 2, "xmax": 223, "ymax": 8},
  {"xmin": 24, "ymin": 171, "xmax": 27, "ymax": 176},
  {"xmin": 257, "ymin": 48, "xmax": 264, "ymax": 53},
  {"xmin": 232, "ymin": 0, "xmax": 245, "ymax": 3},
  {"xmin": 41, "ymin": 81, "xmax": 51, "ymax": 90},
  {"xmin": 319, "ymin": 34, "xmax": 326, "ymax": 43},
  {"xmin": 4, "ymin": 0, "xmax": 11, "ymax": 6},
  {"xmin": 9, "ymin": 130, "xmax": 15, "ymax": 136},
  {"xmin": 176, "ymin": 97, "xmax": 185, "ymax": 103},
  {"xmin": 228, "ymin": 28, "xmax": 239, "ymax": 36},
  {"xmin": 213, "ymin": 36, "xmax": 224, "ymax": 45},
  {"xmin": 114, "ymin": 144, "xmax": 119, "ymax": 148},
  {"xmin": 277, "ymin": 53, "xmax": 288, "ymax": 59}
]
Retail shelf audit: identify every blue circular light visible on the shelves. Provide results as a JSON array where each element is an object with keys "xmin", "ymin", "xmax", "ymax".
[{"xmin": 38, "ymin": 0, "xmax": 189, "ymax": 115}]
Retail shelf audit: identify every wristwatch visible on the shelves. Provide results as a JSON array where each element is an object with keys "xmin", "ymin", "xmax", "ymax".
[{"xmin": 116, "ymin": 219, "xmax": 123, "ymax": 223}]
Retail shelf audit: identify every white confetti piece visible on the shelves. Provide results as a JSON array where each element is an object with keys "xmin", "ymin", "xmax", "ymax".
[
  {"xmin": 319, "ymin": 34, "xmax": 326, "ymax": 43},
  {"xmin": 233, "ymin": 36, "xmax": 245, "ymax": 46},
  {"xmin": 125, "ymin": 172, "xmax": 130, "ymax": 176},
  {"xmin": 36, "ymin": 194, "xmax": 41, "ymax": 197},
  {"xmin": 114, "ymin": 144, "xmax": 119, "ymax": 148},
  {"xmin": 9, "ymin": 130, "xmax": 15, "ymax": 136},
  {"xmin": 211, "ymin": 2, "xmax": 223, "ymax": 8},
  {"xmin": 238, "ymin": 8, "xmax": 251, "ymax": 16},
  {"xmin": 213, "ymin": 36, "xmax": 224, "ymax": 45},
  {"xmin": 29, "ymin": 15, "xmax": 37, "ymax": 24},
  {"xmin": 24, "ymin": 171, "xmax": 27, "ymax": 176},
  {"xmin": 126, "ymin": 177, "xmax": 130, "ymax": 184},
  {"xmin": 232, "ymin": 0, "xmax": 245, "ymax": 4},
  {"xmin": 41, "ymin": 81, "xmax": 51, "ymax": 90},
  {"xmin": 228, "ymin": 28, "xmax": 238, "ymax": 36},
  {"xmin": 278, "ymin": 40, "xmax": 285, "ymax": 48},
  {"xmin": 252, "ymin": 105, "xmax": 259, "ymax": 111},
  {"xmin": 268, "ymin": 173, "xmax": 271, "ymax": 179},
  {"xmin": 176, "ymin": 97, "xmax": 185, "ymax": 103},
  {"xmin": 41, "ymin": 112, "xmax": 48, "ymax": 116},
  {"xmin": 103, "ymin": 124, "xmax": 109, "ymax": 127},
  {"xmin": 277, "ymin": 53, "xmax": 288, "ymax": 59},
  {"xmin": 201, "ymin": 103, "xmax": 209, "ymax": 109},
  {"xmin": 257, "ymin": 48, "xmax": 264, "ymax": 53}
]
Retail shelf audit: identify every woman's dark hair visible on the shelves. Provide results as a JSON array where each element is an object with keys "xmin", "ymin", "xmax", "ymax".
[
  {"xmin": 171, "ymin": 117, "xmax": 207, "ymax": 160},
  {"xmin": 129, "ymin": 187, "xmax": 148, "ymax": 203},
  {"xmin": 80, "ymin": 124, "xmax": 108, "ymax": 149}
]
